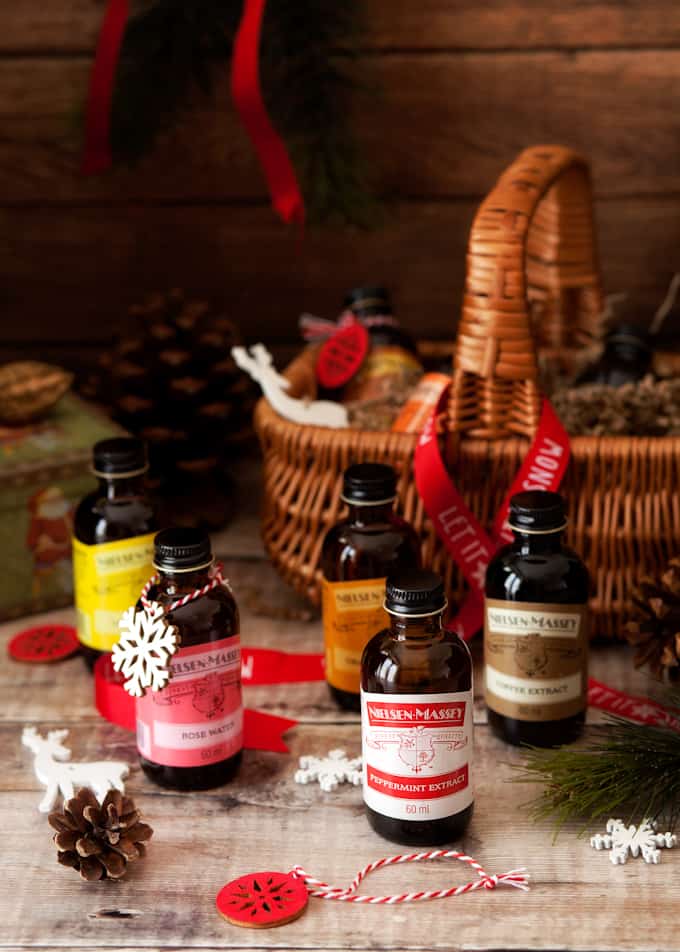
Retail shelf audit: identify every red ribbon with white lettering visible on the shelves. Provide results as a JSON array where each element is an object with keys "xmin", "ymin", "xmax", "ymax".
[
  {"xmin": 587, "ymin": 678, "xmax": 680, "ymax": 732},
  {"xmin": 415, "ymin": 388, "xmax": 570, "ymax": 640}
]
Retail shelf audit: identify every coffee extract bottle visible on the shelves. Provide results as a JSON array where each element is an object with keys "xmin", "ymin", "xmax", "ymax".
[
  {"xmin": 73, "ymin": 438, "xmax": 156, "ymax": 667},
  {"xmin": 136, "ymin": 528, "xmax": 243, "ymax": 790},
  {"xmin": 321, "ymin": 463, "xmax": 421, "ymax": 712},
  {"xmin": 361, "ymin": 570, "xmax": 474, "ymax": 846},
  {"xmin": 484, "ymin": 490, "xmax": 589, "ymax": 747}
]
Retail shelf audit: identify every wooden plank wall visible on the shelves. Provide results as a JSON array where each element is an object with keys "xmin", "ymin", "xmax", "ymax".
[{"xmin": 2, "ymin": 1, "xmax": 680, "ymax": 364}]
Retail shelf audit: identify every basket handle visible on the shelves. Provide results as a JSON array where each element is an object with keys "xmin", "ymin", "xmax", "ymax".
[{"xmin": 448, "ymin": 145, "xmax": 604, "ymax": 440}]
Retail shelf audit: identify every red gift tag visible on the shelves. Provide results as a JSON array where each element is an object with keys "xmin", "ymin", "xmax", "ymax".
[
  {"xmin": 8, "ymin": 624, "xmax": 80, "ymax": 663},
  {"xmin": 216, "ymin": 871, "xmax": 308, "ymax": 928},
  {"xmin": 316, "ymin": 321, "xmax": 369, "ymax": 389}
]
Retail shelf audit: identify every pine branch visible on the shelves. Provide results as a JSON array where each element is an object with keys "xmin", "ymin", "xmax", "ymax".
[
  {"xmin": 110, "ymin": 0, "xmax": 240, "ymax": 164},
  {"xmin": 513, "ymin": 698, "xmax": 680, "ymax": 835},
  {"xmin": 261, "ymin": 0, "xmax": 380, "ymax": 226}
]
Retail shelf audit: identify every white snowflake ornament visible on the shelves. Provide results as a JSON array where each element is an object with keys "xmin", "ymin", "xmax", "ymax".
[
  {"xmin": 591, "ymin": 818, "xmax": 677, "ymax": 865},
  {"xmin": 111, "ymin": 603, "xmax": 180, "ymax": 698},
  {"xmin": 294, "ymin": 749, "xmax": 362, "ymax": 792}
]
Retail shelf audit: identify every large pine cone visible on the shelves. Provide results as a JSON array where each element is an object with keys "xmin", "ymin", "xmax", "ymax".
[
  {"xmin": 80, "ymin": 289, "xmax": 257, "ymax": 530},
  {"xmin": 624, "ymin": 558, "xmax": 680, "ymax": 680},
  {"xmin": 48, "ymin": 788, "xmax": 153, "ymax": 881}
]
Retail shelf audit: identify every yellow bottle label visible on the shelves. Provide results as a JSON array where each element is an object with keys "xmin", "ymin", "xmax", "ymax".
[
  {"xmin": 72, "ymin": 533, "xmax": 156, "ymax": 651},
  {"xmin": 322, "ymin": 576, "xmax": 388, "ymax": 693}
]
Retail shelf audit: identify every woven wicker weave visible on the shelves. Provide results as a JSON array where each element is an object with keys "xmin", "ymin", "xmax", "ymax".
[{"xmin": 254, "ymin": 145, "xmax": 680, "ymax": 638}]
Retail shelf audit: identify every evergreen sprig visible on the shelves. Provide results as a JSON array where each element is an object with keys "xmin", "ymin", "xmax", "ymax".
[
  {"xmin": 514, "ymin": 699, "xmax": 680, "ymax": 835},
  {"xmin": 106, "ymin": 0, "xmax": 377, "ymax": 225}
]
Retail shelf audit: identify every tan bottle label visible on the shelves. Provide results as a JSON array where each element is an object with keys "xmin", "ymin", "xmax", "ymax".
[
  {"xmin": 484, "ymin": 599, "xmax": 588, "ymax": 722},
  {"xmin": 322, "ymin": 577, "xmax": 388, "ymax": 693}
]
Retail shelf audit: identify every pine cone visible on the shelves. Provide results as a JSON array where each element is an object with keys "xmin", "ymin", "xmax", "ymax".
[
  {"xmin": 48, "ymin": 788, "xmax": 152, "ymax": 881},
  {"xmin": 624, "ymin": 558, "xmax": 680, "ymax": 680},
  {"xmin": 79, "ymin": 289, "xmax": 257, "ymax": 530}
]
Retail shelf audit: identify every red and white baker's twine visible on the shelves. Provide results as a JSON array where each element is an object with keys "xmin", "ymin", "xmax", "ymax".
[
  {"xmin": 299, "ymin": 310, "xmax": 398, "ymax": 342},
  {"xmin": 290, "ymin": 850, "xmax": 529, "ymax": 904},
  {"xmin": 140, "ymin": 563, "xmax": 226, "ymax": 612}
]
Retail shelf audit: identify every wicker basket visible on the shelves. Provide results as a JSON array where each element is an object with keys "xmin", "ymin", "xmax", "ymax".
[{"xmin": 254, "ymin": 145, "xmax": 680, "ymax": 638}]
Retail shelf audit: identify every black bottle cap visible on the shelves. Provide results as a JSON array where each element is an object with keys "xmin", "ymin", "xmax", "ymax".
[
  {"xmin": 92, "ymin": 437, "xmax": 148, "ymax": 477},
  {"xmin": 509, "ymin": 491, "xmax": 567, "ymax": 533},
  {"xmin": 606, "ymin": 321, "xmax": 652, "ymax": 353},
  {"xmin": 342, "ymin": 462, "xmax": 398, "ymax": 504},
  {"xmin": 153, "ymin": 527, "xmax": 213, "ymax": 572},
  {"xmin": 344, "ymin": 286, "xmax": 392, "ymax": 318},
  {"xmin": 385, "ymin": 569, "xmax": 446, "ymax": 616}
]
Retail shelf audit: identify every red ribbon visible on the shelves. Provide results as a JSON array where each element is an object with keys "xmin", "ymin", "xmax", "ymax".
[
  {"xmin": 81, "ymin": 0, "xmax": 129, "ymax": 175},
  {"xmin": 231, "ymin": 0, "xmax": 305, "ymax": 225},
  {"xmin": 587, "ymin": 678, "xmax": 680, "ymax": 732},
  {"xmin": 415, "ymin": 390, "xmax": 571, "ymax": 640},
  {"xmin": 94, "ymin": 655, "xmax": 298, "ymax": 753},
  {"xmin": 241, "ymin": 647, "xmax": 325, "ymax": 685}
]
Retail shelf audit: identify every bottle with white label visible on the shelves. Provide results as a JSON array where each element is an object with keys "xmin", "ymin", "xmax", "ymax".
[
  {"xmin": 136, "ymin": 528, "xmax": 243, "ymax": 790},
  {"xmin": 484, "ymin": 490, "xmax": 589, "ymax": 747},
  {"xmin": 321, "ymin": 463, "xmax": 421, "ymax": 712},
  {"xmin": 361, "ymin": 569, "xmax": 474, "ymax": 846}
]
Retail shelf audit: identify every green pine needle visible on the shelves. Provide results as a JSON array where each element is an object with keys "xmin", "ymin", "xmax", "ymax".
[
  {"xmin": 513, "ymin": 699, "xmax": 680, "ymax": 835},
  {"xmin": 105, "ymin": 0, "xmax": 378, "ymax": 225}
]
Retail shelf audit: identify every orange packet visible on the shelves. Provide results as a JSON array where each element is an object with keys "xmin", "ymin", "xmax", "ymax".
[{"xmin": 390, "ymin": 372, "xmax": 451, "ymax": 434}]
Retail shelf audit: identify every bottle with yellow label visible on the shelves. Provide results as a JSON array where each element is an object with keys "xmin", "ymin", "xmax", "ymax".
[
  {"xmin": 73, "ymin": 438, "xmax": 157, "ymax": 667},
  {"xmin": 321, "ymin": 462, "xmax": 421, "ymax": 711}
]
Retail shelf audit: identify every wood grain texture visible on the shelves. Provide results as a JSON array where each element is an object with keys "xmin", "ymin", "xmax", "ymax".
[
  {"xmin": 1, "ymin": 199, "xmax": 677, "ymax": 345},
  {"xmin": 0, "ymin": 498, "xmax": 671, "ymax": 951},
  {"xmin": 3, "ymin": 52, "xmax": 680, "ymax": 204},
  {"xmin": 3, "ymin": 1, "xmax": 680, "ymax": 52}
]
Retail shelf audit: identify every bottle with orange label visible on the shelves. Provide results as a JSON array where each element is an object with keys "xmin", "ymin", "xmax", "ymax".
[
  {"xmin": 73, "ymin": 438, "xmax": 157, "ymax": 668},
  {"xmin": 321, "ymin": 463, "xmax": 421, "ymax": 711}
]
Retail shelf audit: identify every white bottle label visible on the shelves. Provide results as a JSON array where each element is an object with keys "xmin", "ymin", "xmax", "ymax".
[{"xmin": 361, "ymin": 690, "xmax": 474, "ymax": 822}]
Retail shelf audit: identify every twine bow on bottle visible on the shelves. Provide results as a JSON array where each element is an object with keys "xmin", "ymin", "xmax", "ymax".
[{"xmin": 299, "ymin": 311, "xmax": 398, "ymax": 342}]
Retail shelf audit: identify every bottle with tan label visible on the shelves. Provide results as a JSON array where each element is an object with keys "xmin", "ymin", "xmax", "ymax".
[
  {"xmin": 73, "ymin": 438, "xmax": 157, "ymax": 668},
  {"xmin": 361, "ymin": 569, "xmax": 474, "ymax": 845},
  {"xmin": 321, "ymin": 463, "xmax": 421, "ymax": 712},
  {"xmin": 484, "ymin": 490, "xmax": 589, "ymax": 747}
]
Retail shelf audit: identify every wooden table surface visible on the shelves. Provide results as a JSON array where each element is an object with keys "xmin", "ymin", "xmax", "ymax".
[{"xmin": 2, "ymin": 489, "xmax": 678, "ymax": 952}]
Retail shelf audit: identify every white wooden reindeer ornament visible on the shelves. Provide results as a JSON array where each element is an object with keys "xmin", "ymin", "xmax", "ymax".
[
  {"xmin": 232, "ymin": 344, "xmax": 349, "ymax": 428},
  {"xmin": 22, "ymin": 726, "xmax": 129, "ymax": 813}
]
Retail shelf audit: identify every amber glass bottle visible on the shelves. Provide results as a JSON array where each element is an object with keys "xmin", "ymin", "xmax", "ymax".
[
  {"xmin": 136, "ymin": 528, "xmax": 243, "ymax": 791},
  {"xmin": 73, "ymin": 438, "xmax": 156, "ymax": 667},
  {"xmin": 361, "ymin": 569, "xmax": 474, "ymax": 846},
  {"xmin": 575, "ymin": 322, "xmax": 653, "ymax": 387},
  {"xmin": 321, "ymin": 463, "xmax": 421, "ymax": 712},
  {"xmin": 484, "ymin": 491, "xmax": 589, "ymax": 748},
  {"xmin": 342, "ymin": 287, "xmax": 422, "ymax": 402}
]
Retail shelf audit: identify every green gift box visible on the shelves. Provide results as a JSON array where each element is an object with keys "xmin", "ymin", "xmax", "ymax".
[{"xmin": 0, "ymin": 393, "xmax": 123, "ymax": 620}]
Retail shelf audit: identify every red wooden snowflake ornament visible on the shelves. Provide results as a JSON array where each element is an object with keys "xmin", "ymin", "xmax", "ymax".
[
  {"xmin": 316, "ymin": 322, "xmax": 369, "ymax": 389},
  {"xmin": 8, "ymin": 624, "xmax": 80, "ymax": 663},
  {"xmin": 216, "ymin": 871, "xmax": 308, "ymax": 928}
]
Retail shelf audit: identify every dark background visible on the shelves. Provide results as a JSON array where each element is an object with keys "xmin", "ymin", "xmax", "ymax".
[{"xmin": 3, "ymin": 1, "xmax": 679, "ymax": 367}]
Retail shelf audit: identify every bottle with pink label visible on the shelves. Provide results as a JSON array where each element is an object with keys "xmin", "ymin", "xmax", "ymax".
[
  {"xmin": 136, "ymin": 528, "xmax": 243, "ymax": 790},
  {"xmin": 361, "ymin": 569, "xmax": 474, "ymax": 846}
]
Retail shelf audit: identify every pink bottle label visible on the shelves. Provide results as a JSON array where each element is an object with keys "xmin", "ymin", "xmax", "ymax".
[{"xmin": 136, "ymin": 635, "xmax": 243, "ymax": 768}]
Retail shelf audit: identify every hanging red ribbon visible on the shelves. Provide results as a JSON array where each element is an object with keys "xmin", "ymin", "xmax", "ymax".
[
  {"xmin": 415, "ymin": 390, "xmax": 571, "ymax": 641},
  {"xmin": 230, "ymin": 0, "xmax": 305, "ymax": 224},
  {"xmin": 81, "ymin": 0, "xmax": 129, "ymax": 175}
]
